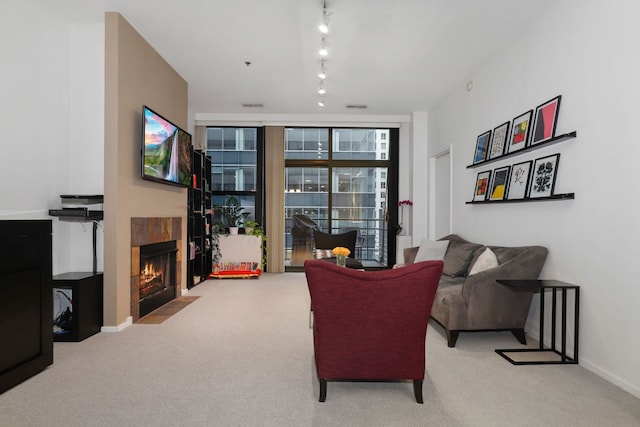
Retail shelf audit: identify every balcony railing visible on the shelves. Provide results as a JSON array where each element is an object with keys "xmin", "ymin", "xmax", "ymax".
[{"xmin": 285, "ymin": 217, "xmax": 389, "ymax": 266}]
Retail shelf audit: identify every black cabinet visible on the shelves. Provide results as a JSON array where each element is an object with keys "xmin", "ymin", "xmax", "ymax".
[
  {"xmin": 53, "ymin": 272, "xmax": 103, "ymax": 342},
  {"xmin": 0, "ymin": 220, "xmax": 53, "ymax": 394},
  {"xmin": 188, "ymin": 150, "xmax": 213, "ymax": 287}
]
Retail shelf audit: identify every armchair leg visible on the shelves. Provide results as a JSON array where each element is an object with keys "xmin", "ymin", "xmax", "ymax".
[
  {"xmin": 446, "ymin": 330, "xmax": 460, "ymax": 347},
  {"xmin": 413, "ymin": 379, "xmax": 424, "ymax": 404},
  {"xmin": 511, "ymin": 328, "xmax": 527, "ymax": 345},
  {"xmin": 319, "ymin": 379, "xmax": 327, "ymax": 402}
]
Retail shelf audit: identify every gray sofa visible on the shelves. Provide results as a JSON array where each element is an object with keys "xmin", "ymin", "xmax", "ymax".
[{"xmin": 403, "ymin": 234, "xmax": 548, "ymax": 347}]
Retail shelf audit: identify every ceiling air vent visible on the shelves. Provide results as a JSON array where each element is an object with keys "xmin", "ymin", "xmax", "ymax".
[
  {"xmin": 242, "ymin": 103, "xmax": 264, "ymax": 108},
  {"xmin": 346, "ymin": 104, "xmax": 367, "ymax": 109}
]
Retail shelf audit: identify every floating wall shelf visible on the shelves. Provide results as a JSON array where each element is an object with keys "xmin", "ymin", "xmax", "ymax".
[
  {"xmin": 466, "ymin": 193, "xmax": 575, "ymax": 205},
  {"xmin": 467, "ymin": 131, "xmax": 577, "ymax": 169}
]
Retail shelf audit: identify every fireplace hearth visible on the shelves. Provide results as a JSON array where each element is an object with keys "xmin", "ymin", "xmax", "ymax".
[{"xmin": 139, "ymin": 240, "xmax": 177, "ymax": 318}]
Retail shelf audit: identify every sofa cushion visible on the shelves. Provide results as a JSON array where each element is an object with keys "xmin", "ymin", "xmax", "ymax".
[
  {"xmin": 468, "ymin": 247, "xmax": 499, "ymax": 275},
  {"xmin": 438, "ymin": 274, "xmax": 465, "ymax": 288},
  {"xmin": 441, "ymin": 240, "xmax": 482, "ymax": 277},
  {"xmin": 415, "ymin": 239, "xmax": 449, "ymax": 262}
]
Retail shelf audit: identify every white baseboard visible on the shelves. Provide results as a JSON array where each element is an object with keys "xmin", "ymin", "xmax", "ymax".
[
  {"xmin": 526, "ymin": 328, "xmax": 640, "ymax": 399},
  {"xmin": 181, "ymin": 288, "xmax": 189, "ymax": 296},
  {"xmin": 100, "ymin": 316, "xmax": 132, "ymax": 333},
  {"xmin": 579, "ymin": 358, "xmax": 640, "ymax": 399}
]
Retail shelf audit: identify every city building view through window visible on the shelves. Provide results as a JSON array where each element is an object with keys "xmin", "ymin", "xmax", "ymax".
[
  {"xmin": 206, "ymin": 127, "xmax": 260, "ymax": 225},
  {"xmin": 285, "ymin": 128, "xmax": 394, "ymax": 268},
  {"xmin": 205, "ymin": 126, "xmax": 396, "ymax": 270}
]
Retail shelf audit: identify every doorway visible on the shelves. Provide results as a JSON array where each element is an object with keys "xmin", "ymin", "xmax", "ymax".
[{"xmin": 429, "ymin": 147, "xmax": 452, "ymax": 240}]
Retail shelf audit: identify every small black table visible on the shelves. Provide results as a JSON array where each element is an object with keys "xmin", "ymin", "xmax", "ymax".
[{"xmin": 495, "ymin": 279, "xmax": 579, "ymax": 365}]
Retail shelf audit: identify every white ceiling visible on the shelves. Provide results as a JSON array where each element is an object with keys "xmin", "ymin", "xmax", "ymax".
[{"xmin": 46, "ymin": 0, "xmax": 551, "ymax": 116}]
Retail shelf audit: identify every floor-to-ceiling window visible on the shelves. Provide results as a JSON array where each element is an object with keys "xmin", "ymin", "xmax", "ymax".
[
  {"xmin": 205, "ymin": 127, "xmax": 264, "ymax": 228},
  {"xmin": 284, "ymin": 127, "xmax": 398, "ymax": 270}
]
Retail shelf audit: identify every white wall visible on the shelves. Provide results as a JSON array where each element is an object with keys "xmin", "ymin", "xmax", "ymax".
[
  {"xmin": 0, "ymin": 1, "xmax": 104, "ymax": 274},
  {"xmin": 426, "ymin": 0, "xmax": 640, "ymax": 398},
  {"xmin": 67, "ymin": 23, "xmax": 105, "ymax": 273}
]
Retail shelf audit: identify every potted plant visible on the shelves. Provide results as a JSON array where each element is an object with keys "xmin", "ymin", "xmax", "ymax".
[
  {"xmin": 243, "ymin": 219, "xmax": 260, "ymax": 235},
  {"xmin": 216, "ymin": 196, "xmax": 247, "ymax": 235}
]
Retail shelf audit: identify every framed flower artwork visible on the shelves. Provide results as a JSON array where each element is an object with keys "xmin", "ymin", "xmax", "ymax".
[
  {"xmin": 529, "ymin": 154, "xmax": 560, "ymax": 198},
  {"xmin": 473, "ymin": 130, "xmax": 492, "ymax": 164},
  {"xmin": 531, "ymin": 95, "xmax": 562, "ymax": 145},
  {"xmin": 507, "ymin": 110, "xmax": 533, "ymax": 154},
  {"xmin": 488, "ymin": 166, "xmax": 511, "ymax": 201},
  {"xmin": 488, "ymin": 121, "xmax": 510, "ymax": 159},
  {"xmin": 473, "ymin": 170, "xmax": 491, "ymax": 201},
  {"xmin": 506, "ymin": 160, "xmax": 532, "ymax": 200}
]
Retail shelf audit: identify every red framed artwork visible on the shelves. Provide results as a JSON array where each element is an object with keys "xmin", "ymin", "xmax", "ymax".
[{"xmin": 531, "ymin": 95, "xmax": 562, "ymax": 145}]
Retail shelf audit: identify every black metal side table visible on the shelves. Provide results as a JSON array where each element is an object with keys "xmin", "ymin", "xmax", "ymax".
[{"xmin": 495, "ymin": 279, "xmax": 579, "ymax": 365}]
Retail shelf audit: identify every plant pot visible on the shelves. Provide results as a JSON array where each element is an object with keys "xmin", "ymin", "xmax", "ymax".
[
  {"xmin": 244, "ymin": 227, "xmax": 254, "ymax": 235},
  {"xmin": 229, "ymin": 227, "xmax": 239, "ymax": 235}
]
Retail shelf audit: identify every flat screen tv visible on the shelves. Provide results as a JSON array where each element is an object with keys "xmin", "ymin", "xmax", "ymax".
[{"xmin": 142, "ymin": 105, "xmax": 192, "ymax": 188}]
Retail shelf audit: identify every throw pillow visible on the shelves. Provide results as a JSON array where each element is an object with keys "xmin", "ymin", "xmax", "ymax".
[
  {"xmin": 468, "ymin": 247, "xmax": 499, "ymax": 275},
  {"xmin": 414, "ymin": 239, "xmax": 450, "ymax": 262},
  {"xmin": 442, "ymin": 241, "xmax": 483, "ymax": 277}
]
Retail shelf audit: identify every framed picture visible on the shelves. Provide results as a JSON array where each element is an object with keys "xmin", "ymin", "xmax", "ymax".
[
  {"xmin": 473, "ymin": 170, "xmax": 492, "ymax": 201},
  {"xmin": 531, "ymin": 95, "xmax": 562, "ymax": 145},
  {"xmin": 488, "ymin": 121, "xmax": 510, "ymax": 159},
  {"xmin": 488, "ymin": 166, "xmax": 511, "ymax": 201},
  {"xmin": 506, "ymin": 160, "xmax": 532, "ymax": 200},
  {"xmin": 473, "ymin": 130, "xmax": 492, "ymax": 164},
  {"xmin": 529, "ymin": 154, "xmax": 561, "ymax": 198},
  {"xmin": 507, "ymin": 110, "xmax": 533, "ymax": 153}
]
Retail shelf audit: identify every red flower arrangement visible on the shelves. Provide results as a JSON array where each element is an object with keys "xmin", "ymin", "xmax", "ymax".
[{"xmin": 397, "ymin": 200, "xmax": 413, "ymax": 207}]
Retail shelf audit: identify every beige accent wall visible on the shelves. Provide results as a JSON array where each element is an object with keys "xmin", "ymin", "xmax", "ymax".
[
  {"xmin": 265, "ymin": 126, "xmax": 285, "ymax": 272},
  {"xmin": 104, "ymin": 12, "xmax": 188, "ymax": 327}
]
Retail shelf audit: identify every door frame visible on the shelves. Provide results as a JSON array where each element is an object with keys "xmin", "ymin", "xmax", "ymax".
[{"xmin": 428, "ymin": 146, "xmax": 453, "ymax": 240}]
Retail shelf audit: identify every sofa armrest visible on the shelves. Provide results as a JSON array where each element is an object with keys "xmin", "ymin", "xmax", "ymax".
[{"xmin": 461, "ymin": 246, "xmax": 547, "ymax": 329}]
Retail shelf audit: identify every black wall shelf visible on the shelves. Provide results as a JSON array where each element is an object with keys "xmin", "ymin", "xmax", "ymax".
[
  {"xmin": 466, "ymin": 193, "xmax": 575, "ymax": 204},
  {"xmin": 467, "ymin": 131, "xmax": 577, "ymax": 169},
  {"xmin": 48, "ymin": 194, "xmax": 104, "ymax": 274}
]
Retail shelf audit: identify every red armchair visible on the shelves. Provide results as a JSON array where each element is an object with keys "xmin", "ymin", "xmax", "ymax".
[{"xmin": 304, "ymin": 259, "xmax": 443, "ymax": 403}]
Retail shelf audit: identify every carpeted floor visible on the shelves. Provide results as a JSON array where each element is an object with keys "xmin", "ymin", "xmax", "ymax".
[
  {"xmin": 136, "ymin": 295, "xmax": 200, "ymax": 324},
  {"xmin": 0, "ymin": 272, "xmax": 638, "ymax": 427}
]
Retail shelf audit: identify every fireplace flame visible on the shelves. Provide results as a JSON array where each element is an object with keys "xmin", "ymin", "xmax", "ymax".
[
  {"xmin": 140, "ymin": 262, "xmax": 163, "ymax": 286},
  {"xmin": 139, "ymin": 262, "xmax": 165, "ymax": 300}
]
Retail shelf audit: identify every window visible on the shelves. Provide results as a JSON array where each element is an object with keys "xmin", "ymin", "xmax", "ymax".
[
  {"xmin": 285, "ymin": 127, "xmax": 397, "ymax": 269},
  {"xmin": 206, "ymin": 127, "xmax": 263, "ymax": 225}
]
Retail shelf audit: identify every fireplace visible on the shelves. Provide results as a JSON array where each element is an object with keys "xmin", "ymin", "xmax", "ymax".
[
  {"xmin": 131, "ymin": 217, "xmax": 182, "ymax": 322},
  {"xmin": 139, "ymin": 240, "xmax": 177, "ymax": 318}
]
